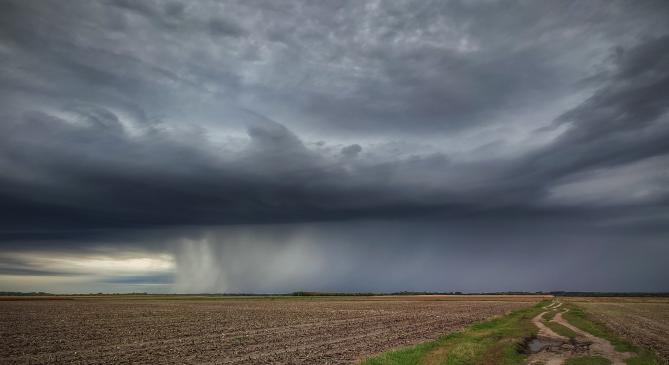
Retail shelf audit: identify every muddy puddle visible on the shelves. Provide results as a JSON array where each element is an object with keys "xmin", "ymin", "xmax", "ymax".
[
  {"xmin": 519, "ymin": 336, "xmax": 591, "ymax": 355},
  {"xmin": 527, "ymin": 338, "xmax": 563, "ymax": 353}
]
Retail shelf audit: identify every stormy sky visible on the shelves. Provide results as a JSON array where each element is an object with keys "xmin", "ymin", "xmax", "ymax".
[{"xmin": 1, "ymin": 0, "xmax": 668, "ymax": 293}]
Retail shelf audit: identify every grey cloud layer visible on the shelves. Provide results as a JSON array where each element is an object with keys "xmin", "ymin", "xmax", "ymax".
[{"xmin": 1, "ymin": 0, "xmax": 669, "ymax": 235}]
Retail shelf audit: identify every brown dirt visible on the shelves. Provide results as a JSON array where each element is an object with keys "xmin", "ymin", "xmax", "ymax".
[{"xmin": 0, "ymin": 297, "xmax": 534, "ymax": 364}]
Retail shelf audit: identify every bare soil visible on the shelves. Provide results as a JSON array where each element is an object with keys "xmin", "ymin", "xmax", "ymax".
[{"xmin": 0, "ymin": 297, "xmax": 534, "ymax": 364}]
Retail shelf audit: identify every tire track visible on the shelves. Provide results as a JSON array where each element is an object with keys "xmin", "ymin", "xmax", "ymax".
[{"xmin": 527, "ymin": 300, "xmax": 633, "ymax": 365}]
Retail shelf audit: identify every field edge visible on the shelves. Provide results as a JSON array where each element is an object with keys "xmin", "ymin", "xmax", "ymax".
[{"xmin": 359, "ymin": 300, "xmax": 547, "ymax": 365}]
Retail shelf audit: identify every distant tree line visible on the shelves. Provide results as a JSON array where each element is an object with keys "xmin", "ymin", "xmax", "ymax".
[
  {"xmin": 549, "ymin": 291, "xmax": 669, "ymax": 297},
  {"xmin": 0, "ymin": 292, "xmax": 55, "ymax": 296},
  {"xmin": 2, "ymin": 291, "xmax": 668, "ymax": 297}
]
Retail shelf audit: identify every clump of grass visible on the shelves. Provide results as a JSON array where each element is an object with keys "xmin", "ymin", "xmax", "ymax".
[
  {"xmin": 565, "ymin": 355, "xmax": 611, "ymax": 365},
  {"xmin": 362, "ymin": 340, "xmax": 442, "ymax": 365},
  {"xmin": 542, "ymin": 310, "xmax": 558, "ymax": 321},
  {"xmin": 626, "ymin": 350, "xmax": 664, "ymax": 365}
]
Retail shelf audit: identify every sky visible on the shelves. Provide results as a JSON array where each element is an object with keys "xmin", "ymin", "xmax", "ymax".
[{"xmin": 1, "ymin": 0, "xmax": 668, "ymax": 294}]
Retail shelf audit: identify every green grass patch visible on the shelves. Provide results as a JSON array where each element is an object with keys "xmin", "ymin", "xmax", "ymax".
[
  {"xmin": 625, "ymin": 350, "xmax": 664, "ymax": 365},
  {"xmin": 360, "ymin": 301, "xmax": 549, "ymax": 365},
  {"xmin": 542, "ymin": 309, "xmax": 558, "ymax": 321},
  {"xmin": 544, "ymin": 321, "xmax": 578, "ymax": 339},
  {"xmin": 565, "ymin": 355, "xmax": 611, "ymax": 365},
  {"xmin": 361, "ymin": 338, "xmax": 444, "ymax": 365}
]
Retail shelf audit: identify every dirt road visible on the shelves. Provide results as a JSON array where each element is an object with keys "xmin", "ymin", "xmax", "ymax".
[
  {"xmin": 526, "ymin": 309, "xmax": 570, "ymax": 365},
  {"xmin": 527, "ymin": 300, "xmax": 632, "ymax": 365}
]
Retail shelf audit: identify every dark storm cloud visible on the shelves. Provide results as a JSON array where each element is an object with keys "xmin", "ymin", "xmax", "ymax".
[
  {"xmin": 207, "ymin": 18, "xmax": 247, "ymax": 38},
  {"xmin": 0, "ymin": 0, "xmax": 668, "ymax": 231},
  {"xmin": 341, "ymin": 144, "xmax": 362, "ymax": 159},
  {"xmin": 1, "ymin": 0, "xmax": 668, "ymax": 292}
]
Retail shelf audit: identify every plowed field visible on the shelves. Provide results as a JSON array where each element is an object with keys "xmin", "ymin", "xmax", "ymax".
[{"xmin": 0, "ymin": 296, "xmax": 538, "ymax": 364}]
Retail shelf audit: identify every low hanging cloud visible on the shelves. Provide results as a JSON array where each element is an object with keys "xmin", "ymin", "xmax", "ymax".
[{"xmin": 4, "ymin": 220, "xmax": 667, "ymax": 294}]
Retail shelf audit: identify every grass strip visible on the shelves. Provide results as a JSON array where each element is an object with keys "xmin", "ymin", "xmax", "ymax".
[
  {"xmin": 544, "ymin": 321, "xmax": 578, "ymax": 339},
  {"xmin": 361, "ymin": 301, "xmax": 548, "ymax": 365}
]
